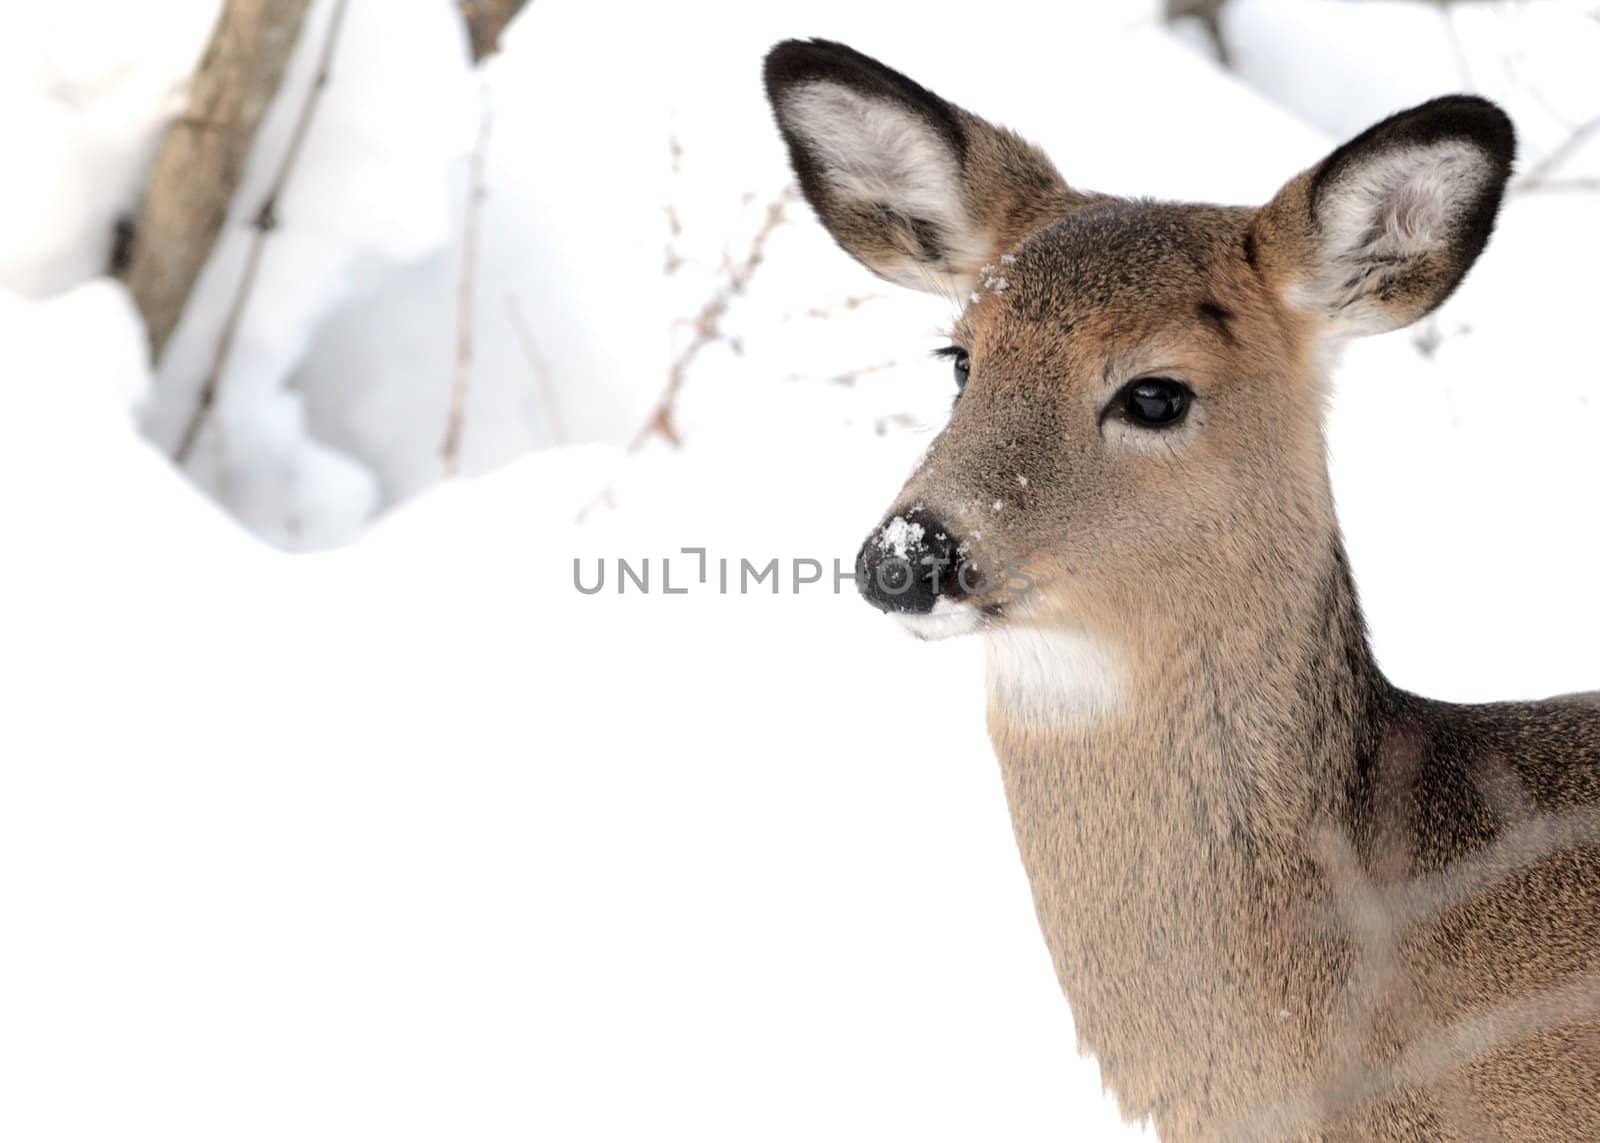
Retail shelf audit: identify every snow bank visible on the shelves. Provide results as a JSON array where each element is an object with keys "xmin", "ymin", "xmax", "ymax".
[
  {"xmin": 0, "ymin": 275, "xmax": 1147, "ymax": 1140},
  {"xmin": 0, "ymin": 1, "xmax": 220, "ymax": 296}
]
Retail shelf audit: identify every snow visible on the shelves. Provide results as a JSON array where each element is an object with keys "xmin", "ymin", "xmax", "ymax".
[
  {"xmin": 0, "ymin": 2, "xmax": 220, "ymax": 296},
  {"xmin": 0, "ymin": 276, "xmax": 1141, "ymax": 1141},
  {"xmin": 878, "ymin": 514, "xmax": 925, "ymax": 559},
  {"xmin": 1225, "ymin": 0, "xmax": 1600, "ymax": 176},
  {"xmin": 2, "ymin": 3, "xmax": 1598, "ymax": 1141},
  {"xmin": 979, "ymin": 265, "xmax": 1012, "ymax": 295}
]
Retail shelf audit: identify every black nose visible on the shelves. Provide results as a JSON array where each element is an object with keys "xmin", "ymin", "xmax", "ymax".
[{"xmin": 856, "ymin": 506, "xmax": 964, "ymax": 614}]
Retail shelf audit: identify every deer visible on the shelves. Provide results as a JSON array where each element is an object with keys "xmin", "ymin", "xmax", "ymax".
[{"xmin": 762, "ymin": 38, "xmax": 1600, "ymax": 1142}]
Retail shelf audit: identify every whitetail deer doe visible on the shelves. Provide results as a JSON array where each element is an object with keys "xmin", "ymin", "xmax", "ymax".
[{"xmin": 764, "ymin": 39, "xmax": 1600, "ymax": 1142}]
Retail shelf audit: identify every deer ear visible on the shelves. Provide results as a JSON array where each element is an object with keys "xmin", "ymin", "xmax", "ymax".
[
  {"xmin": 1253, "ymin": 96, "xmax": 1515, "ymax": 337},
  {"xmin": 763, "ymin": 39, "xmax": 1083, "ymax": 296}
]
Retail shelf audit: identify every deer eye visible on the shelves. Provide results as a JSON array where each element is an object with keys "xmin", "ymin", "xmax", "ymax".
[
  {"xmin": 935, "ymin": 346, "xmax": 971, "ymax": 395},
  {"xmin": 1113, "ymin": 378, "xmax": 1191, "ymax": 429}
]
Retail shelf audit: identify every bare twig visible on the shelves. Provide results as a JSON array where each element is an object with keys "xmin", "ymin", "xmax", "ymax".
[
  {"xmin": 664, "ymin": 204, "xmax": 686, "ymax": 274},
  {"xmin": 439, "ymin": 90, "xmax": 494, "ymax": 476},
  {"xmin": 1514, "ymin": 176, "xmax": 1600, "ymax": 195},
  {"xmin": 784, "ymin": 358, "xmax": 902, "ymax": 387},
  {"xmin": 664, "ymin": 134, "xmax": 688, "ymax": 274},
  {"xmin": 172, "ymin": 0, "xmax": 353, "ymax": 464},
  {"xmin": 504, "ymin": 292, "xmax": 567, "ymax": 446},
  {"xmin": 576, "ymin": 186, "xmax": 794, "ymax": 523},
  {"xmin": 792, "ymin": 292, "xmax": 888, "ymax": 321},
  {"xmin": 873, "ymin": 411, "xmax": 919, "ymax": 437},
  {"xmin": 438, "ymin": 1, "xmax": 533, "ymax": 476},
  {"xmin": 1515, "ymin": 113, "xmax": 1600, "ymax": 190},
  {"xmin": 630, "ymin": 187, "xmax": 794, "ymax": 452},
  {"xmin": 121, "ymin": 0, "xmax": 314, "ymax": 361},
  {"xmin": 1496, "ymin": 36, "xmax": 1581, "ymax": 133},
  {"xmin": 1439, "ymin": 2, "xmax": 1476, "ymax": 93},
  {"xmin": 1237, "ymin": 974, "xmax": 1600, "ymax": 1140},
  {"xmin": 1226, "ymin": 746, "xmax": 1600, "ymax": 1140}
]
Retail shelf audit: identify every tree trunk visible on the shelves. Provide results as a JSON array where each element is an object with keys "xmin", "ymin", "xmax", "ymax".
[
  {"xmin": 460, "ymin": 0, "xmax": 531, "ymax": 64},
  {"xmin": 119, "ymin": 0, "xmax": 313, "ymax": 361},
  {"xmin": 1166, "ymin": 0, "xmax": 1231, "ymax": 66}
]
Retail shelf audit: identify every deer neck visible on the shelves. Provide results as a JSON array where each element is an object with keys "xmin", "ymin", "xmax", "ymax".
[{"xmin": 981, "ymin": 535, "xmax": 1389, "ymax": 1128}]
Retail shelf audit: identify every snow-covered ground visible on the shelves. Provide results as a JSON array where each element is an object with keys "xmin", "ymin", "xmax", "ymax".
[{"xmin": 1, "ymin": 2, "xmax": 1597, "ymax": 1140}]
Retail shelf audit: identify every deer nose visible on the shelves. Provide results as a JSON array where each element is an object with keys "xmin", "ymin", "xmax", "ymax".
[{"xmin": 856, "ymin": 507, "xmax": 964, "ymax": 614}]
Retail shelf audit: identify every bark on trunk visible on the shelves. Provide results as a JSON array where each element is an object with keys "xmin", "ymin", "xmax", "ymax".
[
  {"xmin": 460, "ymin": 0, "xmax": 531, "ymax": 64},
  {"xmin": 119, "ymin": 0, "xmax": 313, "ymax": 361},
  {"xmin": 1165, "ymin": 0, "xmax": 1231, "ymax": 66}
]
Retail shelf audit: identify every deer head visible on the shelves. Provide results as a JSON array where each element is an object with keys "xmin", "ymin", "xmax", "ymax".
[{"xmin": 764, "ymin": 39, "xmax": 1513, "ymax": 722}]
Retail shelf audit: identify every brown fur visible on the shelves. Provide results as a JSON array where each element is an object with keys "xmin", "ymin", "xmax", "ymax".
[{"xmin": 765, "ymin": 40, "xmax": 1600, "ymax": 1140}]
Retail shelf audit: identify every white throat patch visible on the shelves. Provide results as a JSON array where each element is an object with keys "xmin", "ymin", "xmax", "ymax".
[{"xmin": 983, "ymin": 625, "xmax": 1124, "ymax": 723}]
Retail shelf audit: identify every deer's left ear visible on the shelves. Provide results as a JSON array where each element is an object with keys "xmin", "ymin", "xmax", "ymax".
[{"xmin": 1253, "ymin": 96, "xmax": 1515, "ymax": 337}]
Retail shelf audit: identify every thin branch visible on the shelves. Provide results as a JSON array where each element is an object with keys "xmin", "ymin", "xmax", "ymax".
[
  {"xmin": 630, "ymin": 187, "xmax": 794, "ymax": 451},
  {"xmin": 784, "ymin": 358, "xmax": 902, "ymax": 387},
  {"xmin": 664, "ymin": 134, "xmax": 686, "ymax": 274},
  {"xmin": 172, "ymin": 0, "xmax": 353, "ymax": 464},
  {"xmin": 1515, "ymin": 113, "xmax": 1600, "ymax": 189},
  {"xmin": 1496, "ymin": 36, "xmax": 1580, "ymax": 133},
  {"xmin": 664, "ymin": 205, "xmax": 686, "ymax": 274},
  {"xmin": 576, "ymin": 186, "xmax": 794, "ymax": 523},
  {"xmin": 791, "ymin": 292, "xmax": 888, "ymax": 321},
  {"xmin": 873, "ymin": 411, "xmax": 919, "ymax": 437},
  {"xmin": 1388, "ymin": 807, "xmax": 1600, "ymax": 923},
  {"xmin": 1235, "ymin": 974, "xmax": 1600, "ymax": 1140},
  {"xmin": 438, "ymin": 2, "xmax": 533, "ymax": 476},
  {"xmin": 1226, "ymin": 745, "xmax": 1600, "ymax": 1140},
  {"xmin": 504, "ymin": 292, "xmax": 567, "ymax": 445},
  {"xmin": 440, "ymin": 87, "xmax": 493, "ymax": 476},
  {"xmin": 1513, "ymin": 176, "xmax": 1600, "ymax": 195},
  {"xmin": 1439, "ymin": 2, "xmax": 1476, "ymax": 93}
]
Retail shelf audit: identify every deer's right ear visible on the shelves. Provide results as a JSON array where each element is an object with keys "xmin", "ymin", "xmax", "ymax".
[{"xmin": 763, "ymin": 39, "xmax": 1079, "ymax": 296}]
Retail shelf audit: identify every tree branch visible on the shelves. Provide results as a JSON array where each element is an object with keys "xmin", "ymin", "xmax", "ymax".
[
  {"xmin": 1515, "ymin": 114, "xmax": 1600, "ymax": 190},
  {"xmin": 631, "ymin": 187, "xmax": 794, "ymax": 452},
  {"xmin": 1226, "ymin": 750, "xmax": 1600, "ymax": 1139},
  {"xmin": 119, "ymin": 0, "xmax": 314, "ymax": 362},
  {"xmin": 575, "ymin": 186, "xmax": 793, "ymax": 523},
  {"xmin": 505, "ymin": 292, "xmax": 567, "ymax": 446},
  {"xmin": 439, "ymin": 93, "xmax": 494, "ymax": 477},
  {"xmin": 438, "ymin": 1, "xmax": 533, "ymax": 475},
  {"xmin": 171, "ymin": 0, "xmax": 353, "ymax": 464}
]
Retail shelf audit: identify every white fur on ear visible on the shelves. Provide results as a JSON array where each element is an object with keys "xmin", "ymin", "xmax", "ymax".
[
  {"xmin": 781, "ymin": 81, "xmax": 987, "ymax": 288},
  {"xmin": 1299, "ymin": 140, "xmax": 1493, "ymax": 335}
]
